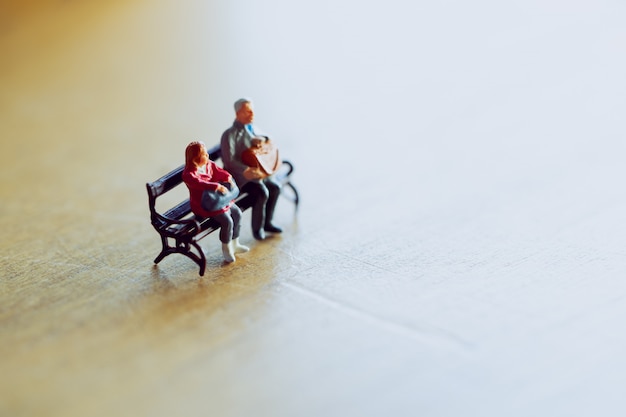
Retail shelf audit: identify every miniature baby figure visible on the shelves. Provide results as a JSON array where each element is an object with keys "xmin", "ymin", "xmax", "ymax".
[
  {"xmin": 182, "ymin": 141, "xmax": 249, "ymax": 263},
  {"xmin": 240, "ymin": 136, "xmax": 281, "ymax": 176},
  {"xmin": 250, "ymin": 136, "xmax": 263, "ymax": 148}
]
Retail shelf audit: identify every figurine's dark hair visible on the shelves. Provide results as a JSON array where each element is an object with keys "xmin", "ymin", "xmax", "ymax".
[
  {"xmin": 234, "ymin": 98, "xmax": 252, "ymax": 113},
  {"xmin": 185, "ymin": 141, "xmax": 206, "ymax": 167}
]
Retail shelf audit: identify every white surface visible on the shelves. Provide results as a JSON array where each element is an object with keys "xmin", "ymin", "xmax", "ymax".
[{"xmin": 232, "ymin": 1, "xmax": 626, "ymax": 415}]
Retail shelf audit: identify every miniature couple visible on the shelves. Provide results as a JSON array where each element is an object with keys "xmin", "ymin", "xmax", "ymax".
[{"xmin": 182, "ymin": 98, "xmax": 283, "ymax": 263}]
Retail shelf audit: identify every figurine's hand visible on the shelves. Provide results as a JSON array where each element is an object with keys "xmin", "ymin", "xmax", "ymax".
[
  {"xmin": 217, "ymin": 184, "xmax": 228, "ymax": 194},
  {"xmin": 243, "ymin": 167, "xmax": 266, "ymax": 180}
]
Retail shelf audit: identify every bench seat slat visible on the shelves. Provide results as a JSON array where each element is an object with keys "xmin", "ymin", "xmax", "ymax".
[{"xmin": 163, "ymin": 200, "xmax": 192, "ymax": 220}]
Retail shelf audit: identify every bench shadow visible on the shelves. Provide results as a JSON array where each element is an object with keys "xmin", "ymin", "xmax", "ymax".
[{"xmin": 144, "ymin": 236, "xmax": 287, "ymax": 328}]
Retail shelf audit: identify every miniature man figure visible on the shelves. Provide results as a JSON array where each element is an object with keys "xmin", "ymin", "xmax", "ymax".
[{"xmin": 220, "ymin": 98, "xmax": 282, "ymax": 240}]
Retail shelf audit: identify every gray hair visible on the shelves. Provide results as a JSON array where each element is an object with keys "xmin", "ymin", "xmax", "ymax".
[{"xmin": 234, "ymin": 98, "xmax": 252, "ymax": 113}]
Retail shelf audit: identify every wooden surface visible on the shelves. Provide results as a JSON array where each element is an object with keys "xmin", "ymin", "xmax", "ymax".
[{"xmin": 2, "ymin": 1, "xmax": 626, "ymax": 416}]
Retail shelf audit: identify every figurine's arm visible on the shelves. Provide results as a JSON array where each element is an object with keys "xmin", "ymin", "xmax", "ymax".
[
  {"xmin": 211, "ymin": 163, "xmax": 235, "ymax": 187},
  {"xmin": 183, "ymin": 170, "xmax": 222, "ymax": 192},
  {"xmin": 222, "ymin": 129, "xmax": 266, "ymax": 180},
  {"xmin": 220, "ymin": 129, "xmax": 248, "ymax": 175}
]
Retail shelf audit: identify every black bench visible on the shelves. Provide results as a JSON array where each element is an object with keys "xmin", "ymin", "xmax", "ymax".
[{"xmin": 146, "ymin": 144, "xmax": 299, "ymax": 276}]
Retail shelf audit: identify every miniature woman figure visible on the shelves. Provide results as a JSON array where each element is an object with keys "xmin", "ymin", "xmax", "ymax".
[{"xmin": 182, "ymin": 141, "xmax": 249, "ymax": 263}]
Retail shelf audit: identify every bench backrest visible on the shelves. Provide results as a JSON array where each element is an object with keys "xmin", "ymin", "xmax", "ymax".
[{"xmin": 146, "ymin": 144, "xmax": 222, "ymax": 228}]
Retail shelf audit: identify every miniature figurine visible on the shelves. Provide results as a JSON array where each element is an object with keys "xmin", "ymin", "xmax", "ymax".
[
  {"xmin": 182, "ymin": 141, "xmax": 249, "ymax": 262},
  {"xmin": 241, "ymin": 136, "xmax": 281, "ymax": 176},
  {"xmin": 220, "ymin": 98, "xmax": 283, "ymax": 240}
]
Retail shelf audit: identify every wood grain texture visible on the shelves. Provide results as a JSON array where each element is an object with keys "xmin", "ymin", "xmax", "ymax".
[{"xmin": 1, "ymin": 1, "xmax": 626, "ymax": 416}]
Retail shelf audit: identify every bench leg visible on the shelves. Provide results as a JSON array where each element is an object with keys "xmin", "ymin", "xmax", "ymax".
[
  {"xmin": 154, "ymin": 236, "xmax": 174, "ymax": 264},
  {"xmin": 187, "ymin": 241, "xmax": 207, "ymax": 276},
  {"xmin": 276, "ymin": 161, "xmax": 299, "ymax": 210},
  {"xmin": 153, "ymin": 236, "xmax": 207, "ymax": 276},
  {"xmin": 283, "ymin": 181, "xmax": 300, "ymax": 210}
]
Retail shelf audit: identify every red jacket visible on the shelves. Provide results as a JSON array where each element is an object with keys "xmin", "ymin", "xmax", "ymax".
[{"xmin": 182, "ymin": 161, "xmax": 233, "ymax": 217}]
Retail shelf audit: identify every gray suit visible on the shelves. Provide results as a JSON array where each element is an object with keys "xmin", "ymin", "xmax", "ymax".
[{"xmin": 220, "ymin": 121, "xmax": 281, "ymax": 237}]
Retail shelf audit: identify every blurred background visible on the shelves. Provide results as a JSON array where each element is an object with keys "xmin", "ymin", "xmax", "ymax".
[{"xmin": 1, "ymin": 0, "xmax": 626, "ymax": 416}]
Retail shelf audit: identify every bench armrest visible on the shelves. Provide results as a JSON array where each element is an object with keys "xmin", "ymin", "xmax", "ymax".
[{"xmin": 152, "ymin": 212, "xmax": 202, "ymax": 234}]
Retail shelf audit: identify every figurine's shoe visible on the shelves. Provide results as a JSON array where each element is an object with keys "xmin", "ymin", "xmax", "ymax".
[
  {"xmin": 264, "ymin": 224, "xmax": 283, "ymax": 234},
  {"xmin": 222, "ymin": 242, "xmax": 235, "ymax": 263},
  {"xmin": 232, "ymin": 238, "xmax": 250, "ymax": 253},
  {"xmin": 253, "ymin": 229, "xmax": 266, "ymax": 241}
]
